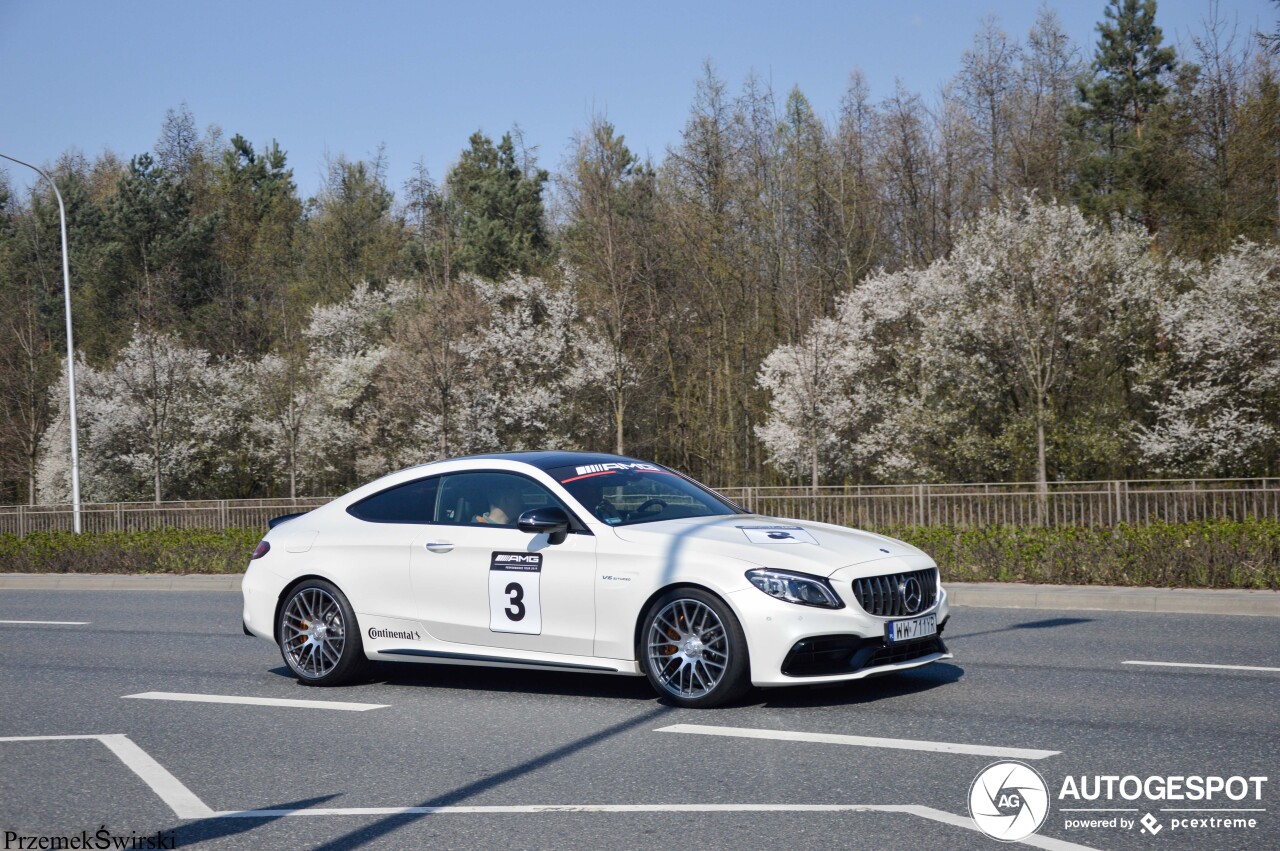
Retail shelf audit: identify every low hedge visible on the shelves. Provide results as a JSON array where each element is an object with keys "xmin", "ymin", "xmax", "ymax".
[
  {"xmin": 882, "ymin": 519, "xmax": 1280, "ymax": 589},
  {"xmin": 0, "ymin": 528, "xmax": 261, "ymax": 575},
  {"xmin": 0, "ymin": 520, "xmax": 1276, "ymax": 589}
]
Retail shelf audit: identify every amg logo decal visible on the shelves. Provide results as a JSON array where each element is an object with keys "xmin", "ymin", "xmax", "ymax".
[
  {"xmin": 491, "ymin": 551, "xmax": 543, "ymax": 572},
  {"xmin": 573, "ymin": 462, "xmax": 660, "ymax": 475},
  {"xmin": 368, "ymin": 627, "xmax": 421, "ymax": 641}
]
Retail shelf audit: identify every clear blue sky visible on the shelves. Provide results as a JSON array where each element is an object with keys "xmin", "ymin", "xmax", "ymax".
[{"xmin": 1, "ymin": 0, "xmax": 1275, "ymax": 200}]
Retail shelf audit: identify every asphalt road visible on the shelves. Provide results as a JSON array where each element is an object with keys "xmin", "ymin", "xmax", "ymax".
[{"xmin": 0, "ymin": 590, "xmax": 1275, "ymax": 850}]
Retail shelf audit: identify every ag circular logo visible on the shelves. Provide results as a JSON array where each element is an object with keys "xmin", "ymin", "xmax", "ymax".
[{"xmin": 968, "ymin": 760, "xmax": 1050, "ymax": 841}]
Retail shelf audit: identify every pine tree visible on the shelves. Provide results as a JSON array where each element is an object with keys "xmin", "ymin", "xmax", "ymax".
[
  {"xmin": 445, "ymin": 131, "xmax": 549, "ymax": 280},
  {"xmin": 1071, "ymin": 0, "xmax": 1179, "ymax": 230}
]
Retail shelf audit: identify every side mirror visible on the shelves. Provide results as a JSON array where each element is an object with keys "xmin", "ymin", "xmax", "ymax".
[{"xmin": 517, "ymin": 506, "xmax": 570, "ymax": 545}]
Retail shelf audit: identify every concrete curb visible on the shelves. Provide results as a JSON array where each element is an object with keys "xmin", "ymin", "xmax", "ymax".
[
  {"xmin": 0, "ymin": 573, "xmax": 1276, "ymax": 616},
  {"xmin": 947, "ymin": 582, "xmax": 1280, "ymax": 617}
]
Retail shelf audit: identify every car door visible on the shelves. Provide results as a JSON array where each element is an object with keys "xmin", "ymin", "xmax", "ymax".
[
  {"xmin": 409, "ymin": 470, "xmax": 597, "ymax": 658},
  {"xmin": 331, "ymin": 475, "xmax": 440, "ymax": 620}
]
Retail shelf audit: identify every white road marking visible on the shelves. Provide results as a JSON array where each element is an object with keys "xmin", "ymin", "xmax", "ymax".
[
  {"xmin": 0, "ymin": 734, "xmax": 211, "ymax": 819},
  {"xmin": 0, "ymin": 734, "xmax": 106, "ymax": 741},
  {"xmin": 0, "ymin": 734, "xmax": 1095, "ymax": 849},
  {"xmin": 656, "ymin": 723, "xmax": 1060, "ymax": 760},
  {"xmin": 210, "ymin": 803, "xmax": 1095, "ymax": 849},
  {"xmin": 122, "ymin": 691, "xmax": 388, "ymax": 711},
  {"xmin": 98, "ymin": 734, "xmax": 215, "ymax": 819},
  {"xmin": 1123, "ymin": 660, "xmax": 1280, "ymax": 673},
  {"xmin": 0, "ymin": 620, "xmax": 89, "ymax": 625}
]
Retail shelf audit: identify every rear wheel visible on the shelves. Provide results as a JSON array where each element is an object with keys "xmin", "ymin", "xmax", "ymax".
[
  {"xmin": 642, "ymin": 588, "xmax": 750, "ymax": 708},
  {"xmin": 277, "ymin": 579, "xmax": 369, "ymax": 686}
]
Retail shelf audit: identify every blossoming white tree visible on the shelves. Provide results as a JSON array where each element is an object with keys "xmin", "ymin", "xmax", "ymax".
[
  {"xmin": 757, "ymin": 198, "xmax": 1166, "ymax": 489},
  {"xmin": 246, "ymin": 281, "xmax": 412, "ymax": 497},
  {"xmin": 756, "ymin": 317, "xmax": 866, "ymax": 489},
  {"xmin": 942, "ymin": 200, "xmax": 1158, "ymax": 491},
  {"xmin": 362, "ymin": 272, "xmax": 619, "ymax": 477},
  {"xmin": 1136, "ymin": 240, "xmax": 1280, "ymax": 475},
  {"xmin": 38, "ymin": 330, "xmax": 225, "ymax": 502},
  {"xmin": 463, "ymin": 272, "xmax": 613, "ymax": 451}
]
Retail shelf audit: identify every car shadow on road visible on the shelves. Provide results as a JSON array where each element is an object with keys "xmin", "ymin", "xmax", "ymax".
[
  {"xmin": 160, "ymin": 709, "xmax": 675, "ymax": 848},
  {"xmin": 307, "ymin": 704, "xmax": 675, "ymax": 851},
  {"xmin": 747, "ymin": 662, "xmax": 965, "ymax": 708},
  {"xmin": 943, "ymin": 617, "xmax": 1093, "ymax": 643},
  {"xmin": 268, "ymin": 659, "xmax": 965, "ymax": 710},
  {"xmin": 168, "ymin": 795, "xmax": 337, "ymax": 846},
  {"xmin": 268, "ymin": 661, "xmax": 661, "ymax": 703}
]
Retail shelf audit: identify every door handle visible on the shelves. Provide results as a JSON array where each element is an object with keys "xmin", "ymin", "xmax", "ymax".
[{"xmin": 424, "ymin": 541, "xmax": 454, "ymax": 554}]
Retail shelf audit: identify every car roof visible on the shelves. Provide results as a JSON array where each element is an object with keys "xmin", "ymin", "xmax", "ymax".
[{"xmin": 441, "ymin": 451, "xmax": 660, "ymax": 472}]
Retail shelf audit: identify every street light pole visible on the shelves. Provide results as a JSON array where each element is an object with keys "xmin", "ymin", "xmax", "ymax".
[{"xmin": 1, "ymin": 153, "xmax": 82, "ymax": 533}]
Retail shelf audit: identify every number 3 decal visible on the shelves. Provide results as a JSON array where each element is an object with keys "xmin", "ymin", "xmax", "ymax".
[
  {"xmin": 504, "ymin": 582, "xmax": 525, "ymax": 621},
  {"xmin": 489, "ymin": 552, "xmax": 542, "ymax": 634}
]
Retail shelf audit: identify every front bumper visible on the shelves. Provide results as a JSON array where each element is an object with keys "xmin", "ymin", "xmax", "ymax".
[{"xmin": 727, "ymin": 577, "xmax": 952, "ymax": 687}]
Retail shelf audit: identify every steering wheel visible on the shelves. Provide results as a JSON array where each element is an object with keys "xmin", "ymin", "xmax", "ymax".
[{"xmin": 633, "ymin": 498, "xmax": 668, "ymax": 516}]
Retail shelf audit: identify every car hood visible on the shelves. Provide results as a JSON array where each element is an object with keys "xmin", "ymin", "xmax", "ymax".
[{"xmin": 609, "ymin": 514, "xmax": 929, "ymax": 576}]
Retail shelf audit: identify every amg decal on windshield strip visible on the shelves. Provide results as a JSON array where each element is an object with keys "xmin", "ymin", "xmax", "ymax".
[{"xmin": 572, "ymin": 462, "xmax": 661, "ymax": 475}]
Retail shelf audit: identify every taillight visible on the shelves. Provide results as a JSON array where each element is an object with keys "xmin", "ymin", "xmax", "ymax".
[{"xmin": 251, "ymin": 540, "xmax": 271, "ymax": 560}]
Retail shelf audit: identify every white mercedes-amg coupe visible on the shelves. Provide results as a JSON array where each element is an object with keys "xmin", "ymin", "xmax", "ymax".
[{"xmin": 242, "ymin": 452, "xmax": 951, "ymax": 707}]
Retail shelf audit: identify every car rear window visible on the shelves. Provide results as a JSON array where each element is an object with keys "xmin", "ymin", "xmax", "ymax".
[{"xmin": 347, "ymin": 477, "xmax": 440, "ymax": 524}]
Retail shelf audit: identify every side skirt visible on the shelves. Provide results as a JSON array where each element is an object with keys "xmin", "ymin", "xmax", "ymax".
[{"xmin": 375, "ymin": 647, "xmax": 642, "ymax": 676}]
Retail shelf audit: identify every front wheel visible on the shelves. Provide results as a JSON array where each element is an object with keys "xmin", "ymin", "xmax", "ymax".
[
  {"xmin": 641, "ymin": 588, "xmax": 750, "ymax": 708},
  {"xmin": 277, "ymin": 579, "xmax": 369, "ymax": 686}
]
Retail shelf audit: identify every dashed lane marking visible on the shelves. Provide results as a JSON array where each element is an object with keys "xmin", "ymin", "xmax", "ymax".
[
  {"xmin": 0, "ymin": 620, "xmax": 89, "ymax": 625},
  {"xmin": 656, "ymin": 723, "xmax": 1061, "ymax": 760},
  {"xmin": 122, "ymin": 691, "xmax": 388, "ymax": 711},
  {"xmin": 1123, "ymin": 660, "xmax": 1280, "ymax": 673}
]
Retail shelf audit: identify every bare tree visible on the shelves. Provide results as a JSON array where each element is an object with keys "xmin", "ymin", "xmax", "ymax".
[
  {"xmin": 1012, "ymin": 6, "xmax": 1080, "ymax": 196},
  {"xmin": 155, "ymin": 103, "xmax": 200, "ymax": 176},
  {"xmin": 561, "ymin": 116, "xmax": 658, "ymax": 454},
  {"xmin": 959, "ymin": 15, "xmax": 1021, "ymax": 202}
]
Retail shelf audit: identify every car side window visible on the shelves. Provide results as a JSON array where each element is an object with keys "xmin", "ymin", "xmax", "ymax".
[
  {"xmin": 435, "ymin": 472, "xmax": 566, "ymax": 528},
  {"xmin": 347, "ymin": 477, "xmax": 440, "ymax": 524}
]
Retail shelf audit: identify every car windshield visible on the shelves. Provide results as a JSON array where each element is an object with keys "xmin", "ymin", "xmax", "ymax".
[{"xmin": 549, "ymin": 463, "xmax": 744, "ymax": 526}]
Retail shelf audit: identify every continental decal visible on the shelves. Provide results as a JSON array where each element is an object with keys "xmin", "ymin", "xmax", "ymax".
[{"xmin": 368, "ymin": 627, "xmax": 421, "ymax": 641}]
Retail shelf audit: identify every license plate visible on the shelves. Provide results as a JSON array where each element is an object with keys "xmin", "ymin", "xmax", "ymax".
[{"xmin": 886, "ymin": 613, "xmax": 937, "ymax": 643}]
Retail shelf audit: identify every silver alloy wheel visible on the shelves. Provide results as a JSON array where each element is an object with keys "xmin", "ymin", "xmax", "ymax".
[
  {"xmin": 646, "ymin": 598, "xmax": 729, "ymax": 699},
  {"xmin": 281, "ymin": 587, "xmax": 347, "ymax": 679}
]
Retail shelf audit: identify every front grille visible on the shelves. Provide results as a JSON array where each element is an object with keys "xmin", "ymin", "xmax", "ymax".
[{"xmin": 852, "ymin": 568, "xmax": 938, "ymax": 617}]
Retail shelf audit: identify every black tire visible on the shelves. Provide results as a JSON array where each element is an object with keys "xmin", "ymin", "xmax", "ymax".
[
  {"xmin": 277, "ymin": 578, "xmax": 369, "ymax": 686},
  {"xmin": 640, "ymin": 587, "xmax": 750, "ymax": 708}
]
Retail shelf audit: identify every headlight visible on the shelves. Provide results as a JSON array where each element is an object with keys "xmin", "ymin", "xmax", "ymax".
[{"xmin": 746, "ymin": 569, "xmax": 844, "ymax": 609}]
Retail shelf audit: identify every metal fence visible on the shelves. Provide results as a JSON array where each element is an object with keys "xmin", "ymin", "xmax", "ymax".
[
  {"xmin": 0, "ymin": 497, "xmax": 332, "ymax": 536},
  {"xmin": 1, "ymin": 478, "xmax": 1278, "ymax": 535},
  {"xmin": 717, "ymin": 479, "xmax": 1280, "ymax": 529}
]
